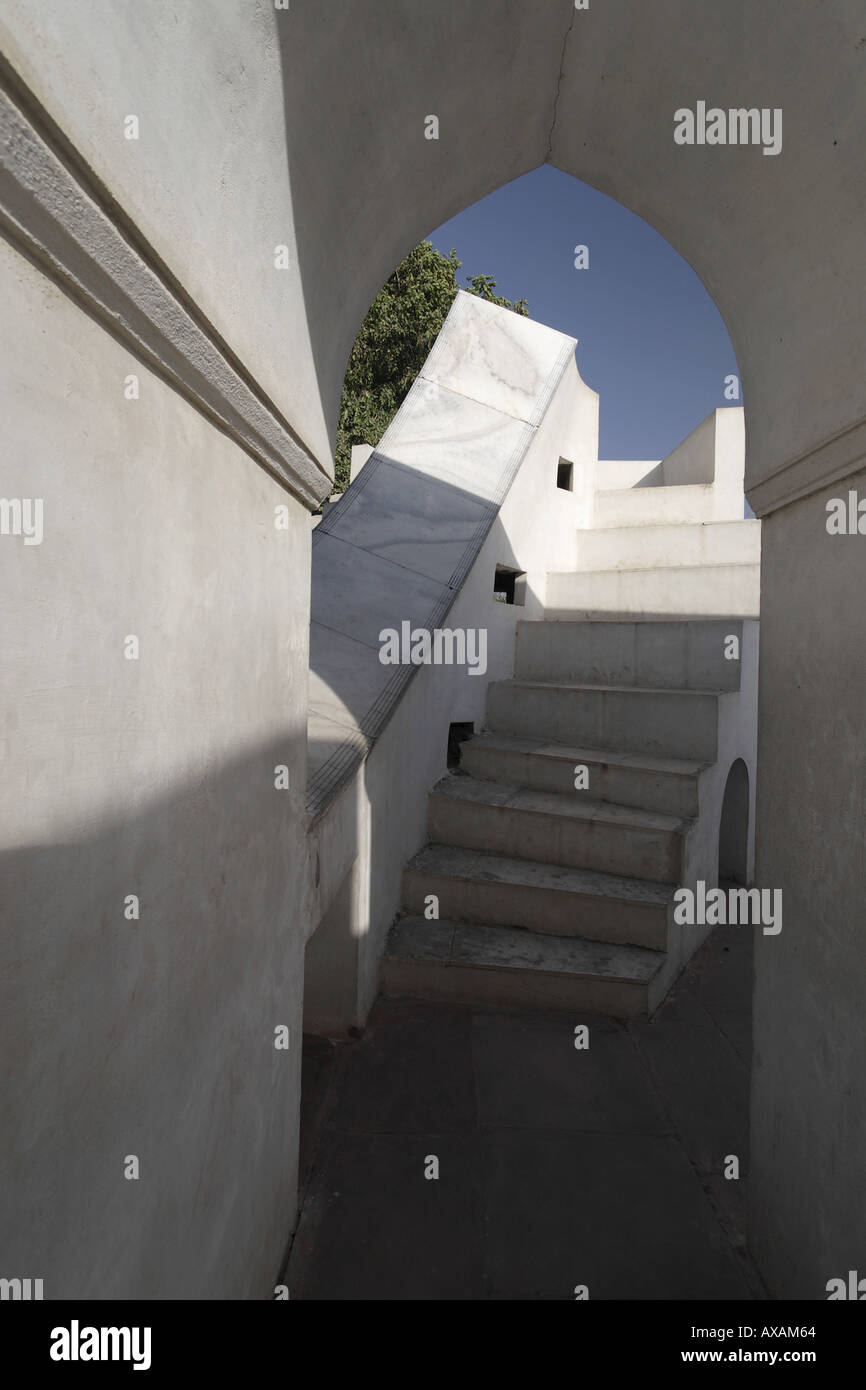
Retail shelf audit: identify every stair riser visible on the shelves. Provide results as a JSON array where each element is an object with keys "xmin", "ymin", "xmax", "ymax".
[
  {"xmin": 460, "ymin": 742, "xmax": 700, "ymax": 817},
  {"xmin": 573, "ymin": 521, "xmax": 760, "ymax": 572},
  {"xmin": 545, "ymin": 565, "xmax": 760, "ymax": 619},
  {"xmin": 487, "ymin": 684, "xmax": 718, "ymax": 761},
  {"xmin": 514, "ymin": 619, "xmax": 742, "ymax": 691},
  {"xmin": 593, "ymin": 485, "xmax": 736, "ymax": 528},
  {"xmin": 402, "ymin": 868, "xmax": 669, "ymax": 950},
  {"xmin": 381, "ymin": 956, "xmax": 651, "ymax": 1018},
  {"xmin": 428, "ymin": 794, "xmax": 683, "ymax": 884}
]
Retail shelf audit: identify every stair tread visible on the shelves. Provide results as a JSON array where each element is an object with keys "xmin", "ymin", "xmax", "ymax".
[
  {"xmin": 547, "ymin": 562, "xmax": 759, "ymax": 575},
  {"xmin": 496, "ymin": 678, "xmax": 723, "ymax": 697},
  {"xmin": 387, "ymin": 916, "xmax": 664, "ymax": 983},
  {"xmin": 541, "ymin": 613, "xmax": 753, "ymax": 623},
  {"xmin": 431, "ymin": 772, "xmax": 691, "ymax": 833},
  {"xmin": 517, "ymin": 617, "xmax": 743, "ymax": 629},
  {"xmin": 465, "ymin": 731, "xmax": 708, "ymax": 777},
  {"xmin": 406, "ymin": 842, "xmax": 674, "ymax": 906},
  {"xmin": 575, "ymin": 521, "xmax": 759, "ymax": 531},
  {"xmin": 595, "ymin": 485, "xmax": 713, "ymax": 497},
  {"xmin": 536, "ymin": 615, "xmax": 747, "ymax": 626}
]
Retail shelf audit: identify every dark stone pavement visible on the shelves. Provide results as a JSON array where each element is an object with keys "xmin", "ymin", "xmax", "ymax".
[{"xmin": 286, "ymin": 924, "xmax": 766, "ymax": 1300}]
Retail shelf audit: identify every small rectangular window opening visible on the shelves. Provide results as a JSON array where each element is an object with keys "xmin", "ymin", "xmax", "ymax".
[
  {"xmin": 447, "ymin": 722, "xmax": 474, "ymax": 769},
  {"xmin": 557, "ymin": 459, "xmax": 574, "ymax": 491},
  {"xmin": 493, "ymin": 564, "xmax": 526, "ymax": 605}
]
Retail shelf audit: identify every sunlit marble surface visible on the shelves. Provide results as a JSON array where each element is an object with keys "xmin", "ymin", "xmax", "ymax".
[{"xmin": 307, "ymin": 292, "xmax": 577, "ymax": 813}]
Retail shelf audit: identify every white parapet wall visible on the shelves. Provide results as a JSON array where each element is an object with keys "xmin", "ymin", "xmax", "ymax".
[
  {"xmin": 660, "ymin": 408, "xmax": 747, "ymax": 516},
  {"xmin": 350, "ymin": 444, "xmax": 375, "ymax": 481}
]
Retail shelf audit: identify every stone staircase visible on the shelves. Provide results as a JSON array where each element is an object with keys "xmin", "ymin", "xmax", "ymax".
[
  {"xmin": 381, "ymin": 478, "xmax": 760, "ymax": 1020},
  {"xmin": 547, "ymin": 517, "xmax": 760, "ymax": 620}
]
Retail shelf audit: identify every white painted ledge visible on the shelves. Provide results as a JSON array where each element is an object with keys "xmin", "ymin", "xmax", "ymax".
[{"xmin": 0, "ymin": 64, "xmax": 331, "ymax": 509}]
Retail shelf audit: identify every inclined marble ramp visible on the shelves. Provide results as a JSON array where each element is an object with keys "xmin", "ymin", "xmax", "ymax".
[{"xmin": 306, "ymin": 291, "xmax": 577, "ymax": 817}]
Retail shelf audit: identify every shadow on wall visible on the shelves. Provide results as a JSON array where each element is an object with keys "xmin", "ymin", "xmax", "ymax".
[
  {"xmin": 309, "ymin": 454, "xmax": 531, "ymax": 735},
  {"xmin": 0, "ymin": 737, "xmax": 319, "ymax": 1300},
  {"xmin": 301, "ymin": 781, "xmax": 362, "ymax": 1037}
]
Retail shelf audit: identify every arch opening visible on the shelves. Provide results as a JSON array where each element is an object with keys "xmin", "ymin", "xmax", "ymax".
[{"xmin": 719, "ymin": 758, "xmax": 750, "ymax": 887}]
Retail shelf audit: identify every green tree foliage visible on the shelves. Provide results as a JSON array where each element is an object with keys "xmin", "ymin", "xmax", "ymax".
[{"xmin": 333, "ymin": 241, "xmax": 528, "ymax": 491}]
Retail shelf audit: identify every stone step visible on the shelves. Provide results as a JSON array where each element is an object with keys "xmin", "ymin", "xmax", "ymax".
[
  {"xmin": 487, "ymin": 680, "xmax": 719, "ymax": 761},
  {"xmin": 459, "ymin": 731, "xmax": 704, "ymax": 817},
  {"xmin": 402, "ymin": 843, "xmax": 672, "ymax": 950},
  {"xmin": 574, "ymin": 520, "xmax": 760, "ymax": 572},
  {"xmin": 593, "ymin": 484, "xmax": 740, "ymax": 528},
  {"xmin": 515, "ymin": 618, "xmax": 743, "ymax": 691},
  {"xmin": 545, "ymin": 564, "xmax": 760, "ymax": 620},
  {"xmin": 428, "ymin": 774, "xmax": 688, "ymax": 884},
  {"xmin": 381, "ymin": 916, "xmax": 666, "ymax": 1019}
]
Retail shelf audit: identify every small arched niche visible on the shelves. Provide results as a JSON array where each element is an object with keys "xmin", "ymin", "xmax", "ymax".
[{"xmin": 718, "ymin": 758, "xmax": 749, "ymax": 887}]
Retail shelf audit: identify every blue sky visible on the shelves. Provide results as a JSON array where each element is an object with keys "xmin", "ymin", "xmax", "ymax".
[{"xmin": 427, "ymin": 164, "xmax": 741, "ymax": 464}]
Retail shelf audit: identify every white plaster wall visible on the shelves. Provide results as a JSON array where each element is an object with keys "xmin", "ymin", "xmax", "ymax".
[
  {"xmin": 0, "ymin": 0, "xmax": 332, "ymax": 467},
  {"xmin": 656, "ymin": 410, "xmax": 744, "ymax": 515},
  {"xmin": 593, "ymin": 482, "xmax": 744, "ymax": 529},
  {"xmin": 683, "ymin": 619, "xmax": 760, "ymax": 891},
  {"xmin": 0, "ymin": 235, "xmax": 311, "ymax": 1298},
  {"xmin": 552, "ymin": 5, "xmax": 866, "ymax": 505},
  {"xmin": 749, "ymin": 473, "xmax": 866, "ymax": 1298},
  {"xmin": 350, "ymin": 444, "xmax": 375, "ymax": 481},
  {"xmin": 504, "ymin": 354, "xmax": 599, "ymax": 603},
  {"xmin": 659, "ymin": 412, "xmax": 716, "ymax": 486},
  {"xmin": 303, "ymin": 855, "xmax": 362, "ymax": 1035},
  {"xmin": 712, "ymin": 408, "xmax": 748, "ymax": 517}
]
